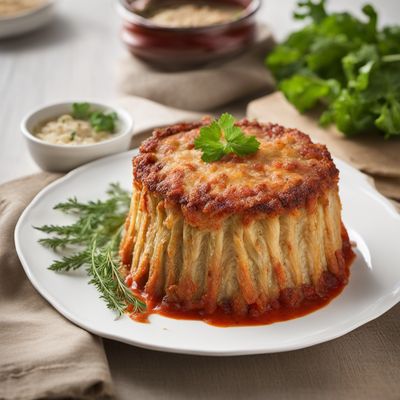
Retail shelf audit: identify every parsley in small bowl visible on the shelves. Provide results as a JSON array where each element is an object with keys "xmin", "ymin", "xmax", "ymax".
[
  {"xmin": 71, "ymin": 102, "xmax": 119, "ymax": 134},
  {"xmin": 21, "ymin": 101, "xmax": 133, "ymax": 172}
]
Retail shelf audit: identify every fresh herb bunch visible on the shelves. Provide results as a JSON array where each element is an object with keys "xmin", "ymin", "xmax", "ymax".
[
  {"xmin": 266, "ymin": 0, "xmax": 400, "ymax": 138},
  {"xmin": 194, "ymin": 113, "xmax": 260, "ymax": 162},
  {"xmin": 72, "ymin": 102, "xmax": 118, "ymax": 133},
  {"xmin": 36, "ymin": 183, "xmax": 145, "ymax": 317}
]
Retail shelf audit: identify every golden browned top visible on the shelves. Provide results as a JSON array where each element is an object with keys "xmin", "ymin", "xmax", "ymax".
[{"xmin": 134, "ymin": 119, "xmax": 338, "ymax": 226}]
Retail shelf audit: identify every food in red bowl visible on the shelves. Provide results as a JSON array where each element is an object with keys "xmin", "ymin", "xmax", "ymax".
[{"xmin": 117, "ymin": 0, "xmax": 261, "ymax": 68}]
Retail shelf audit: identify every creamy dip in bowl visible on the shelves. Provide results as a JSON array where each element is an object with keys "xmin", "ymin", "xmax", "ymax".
[
  {"xmin": 34, "ymin": 104, "xmax": 118, "ymax": 146},
  {"xmin": 21, "ymin": 101, "xmax": 133, "ymax": 172}
]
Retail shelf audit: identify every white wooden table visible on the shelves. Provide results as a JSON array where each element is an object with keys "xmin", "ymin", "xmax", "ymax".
[{"xmin": 1, "ymin": 1, "xmax": 399, "ymax": 398}]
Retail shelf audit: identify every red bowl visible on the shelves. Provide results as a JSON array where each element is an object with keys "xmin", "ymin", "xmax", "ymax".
[{"xmin": 117, "ymin": 0, "xmax": 261, "ymax": 68}]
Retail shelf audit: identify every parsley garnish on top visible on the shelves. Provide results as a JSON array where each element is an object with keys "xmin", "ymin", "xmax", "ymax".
[
  {"xmin": 90, "ymin": 111, "xmax": 118, "ymax": 132},
  {"xmin": 72, "ymin": 102, "xmax": 91, "ymax": 120},
  {"xmin": 266, "ymin": 0, "xmax": 400, "ymax": 138},
  {"xmin": 71, "ymin": 102, "xmax": 118, "ymax": 133},
  {"xmin": 194, "ymin": 113, "xmax": 260, "ymax": 162}
]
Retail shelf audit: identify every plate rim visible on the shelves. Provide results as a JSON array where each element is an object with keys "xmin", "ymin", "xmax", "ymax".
[{"xmin": 14, "ymin": 149, "xmax": 400, "ymax": 356}]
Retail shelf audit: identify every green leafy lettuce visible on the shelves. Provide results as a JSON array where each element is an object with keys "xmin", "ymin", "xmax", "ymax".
[{"xmin": 266, "ymin": 0, "xmax": 400, "ymax": 138}]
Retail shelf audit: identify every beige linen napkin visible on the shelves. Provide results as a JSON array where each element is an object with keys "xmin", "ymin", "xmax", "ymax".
[
  {"xmin": 117, "ymin": 25, "xmax": 275, "ymax": 111},
  {"xmin": 0, "ymin": 97, "xmax": 201, "ymax": 400},
  {"xmin": 248, "ymin": 92, "xmax": 400, "ymax": 206},
  {"xmin": 0, "ymin": 174, "xmax": 113, "ymax": 400}
]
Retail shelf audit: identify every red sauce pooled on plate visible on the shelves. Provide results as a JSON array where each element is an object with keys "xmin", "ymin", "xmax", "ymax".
[{"xmin": 125, "ymin": 245, "xmax": 355, "ymax": 327}]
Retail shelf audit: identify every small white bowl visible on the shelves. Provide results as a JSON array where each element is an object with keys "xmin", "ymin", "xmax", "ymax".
[
  {"xmin": 21, "ymin": 101, "xmax": 134, "ymax": 172},
  {"xmin": 0, "ymin": 0, "xmax": 55, "ymax": 39}
]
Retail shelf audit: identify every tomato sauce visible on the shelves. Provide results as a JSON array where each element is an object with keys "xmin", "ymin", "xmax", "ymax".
[{"xmin": 125, "ymin": 246, "xmax": 355, "ymax": 327}]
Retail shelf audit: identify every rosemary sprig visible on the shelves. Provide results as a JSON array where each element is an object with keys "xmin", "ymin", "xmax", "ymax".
[
  {"xmin": 88, "ymin": 233, "xmax": 143, "ymax": 315},
  {"xmin": 35, "ymin": 183, "xmax": 146, "ymax": 317}
]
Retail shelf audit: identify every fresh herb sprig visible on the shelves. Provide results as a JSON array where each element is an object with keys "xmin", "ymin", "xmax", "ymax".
[
  {"xmin": 90, "ymin": 111, "xmax": 118, "ymax": 132},
  {"xmin": 36, "ymin": 183, "xmax": 145, "ymax": 317},
  {"xmin": 194, "ymin": 113, "xmax": 260, "ymax": 162},
  {"xmin": 72, "ymin": 102, "xmax": 118, "ymax": 133},
  {"xmin": 72, "ymin": 102, "xmax": 91, "ymax": 119},
  {"xmin": 266, "ymin": 0, "xmax": 400, "ymax": 138}
]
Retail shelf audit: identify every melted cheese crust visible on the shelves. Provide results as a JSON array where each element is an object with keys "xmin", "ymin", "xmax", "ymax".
[{"xmin": 134, "ymin": 119, "xmax": 338, "ymax": 228}]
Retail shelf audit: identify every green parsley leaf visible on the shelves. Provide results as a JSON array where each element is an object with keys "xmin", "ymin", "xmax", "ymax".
[
  {"xmin": 342, "ymin": 45, "xmax": 379, "ymax": 91},
  {"xmin": 279, "ymin": 74, "xmax": 340, "ymax": 113},
  {"xmin": 293, "ymin": 0, "xmax": 327, "ymax": 24},
  {"xmin": 194, "ymin": 123, "xmax": 225, "ymax": 162},
  {"xmin": 72, "ymin": 102, "xmax": 91, "ymax": 119},
  {"xmin": 90, "ymin": 111, "xmax": 117, "ymax": 133},
  {"xmin": 378, "ymin": 26, "xmax": 400, "ymax": 55},
  {"xmin": 375, "ymin": 96, "xmax": 400, "ymax": 138},
  {"xmin": 218, "ymin": 113, "xmax": 236, "ymax": 130},
  {"xmin": 71, "ymin": 103, "xmax": 119, "ymax": 133},
  {"xmin": 194, "ymin": 114, "xmax": 260, "ymax": 162},
  {"xmin": 225, "ymin": 127, "xmax": 260, "ymax": 156},
  {"xmin": 320, "ymin": 89, "xmax": 375, "ymax": 136}
]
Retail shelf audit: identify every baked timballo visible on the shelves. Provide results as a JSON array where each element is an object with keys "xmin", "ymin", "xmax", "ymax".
[{"xmin": 120, "ymin": 119, "xmax": 353, "ymax": 318}]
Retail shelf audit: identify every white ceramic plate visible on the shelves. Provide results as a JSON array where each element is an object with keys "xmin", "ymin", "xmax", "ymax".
[
  {"xmin": 15, "ymin": 150, "xmax": 400, "ymax": 356},
  {"xmin": 0, "ymin": 0, "xmax": 55, "ymax": 39}
]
